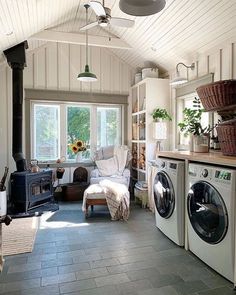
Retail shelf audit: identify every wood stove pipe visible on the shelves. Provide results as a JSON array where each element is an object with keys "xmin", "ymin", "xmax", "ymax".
[{"xmin": 3, "ymin": 41, "xmax": 28, "ymax": 172}]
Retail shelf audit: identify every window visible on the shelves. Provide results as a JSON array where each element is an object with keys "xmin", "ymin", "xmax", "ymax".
[
  {"xmin": 176, "ymin": 93, "xmax": 210, "ymax": 149},
  {"xmin": 97, "ymin": 107, "xmax": 120, "ymax": 148},
  {"xmin": 33, "ymin": 104, "xmax": 60, "ymax": 161},
  {"xmin": 31, "ymin": 102, "xmax": 122, "ymax": 161}
]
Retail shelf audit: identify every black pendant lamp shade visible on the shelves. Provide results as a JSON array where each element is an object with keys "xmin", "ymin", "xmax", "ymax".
[
  {"xmin": 77, "ymin": 4, "xmax": 97, "ymax": 82},
  {"xmin": 119, "ymin": 0, "xmax": 166, "ymax": 16}
]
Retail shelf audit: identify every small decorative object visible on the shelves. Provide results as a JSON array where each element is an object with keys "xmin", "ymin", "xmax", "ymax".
[
  {"xmin": 178, "ymin": 97, "xmax": 214, "ymax": 153},
  {"xmin": 152, "ymin": 108, "xmax": 171, "ymax": 155},
  {"xmin": 142, "ymin": 67, "xmax": 159, "ymax": 79},
  {"xmin": 135, "ymin": 72, "xmax": 142, "ymax": 84},
  {"xmin": 69, "ymin": 139, "xmax": 87, "ymax": 162},
  {"xmin": 30, "ymin": 159, "xmax": 40, "ymax": 173},
  {"xmin": 152, "ymin": 108, "xmax": 172, "ymax": 122},
  {"xmin": 56, "ymin": 167, "xmax": 65, "ymax": 179}
]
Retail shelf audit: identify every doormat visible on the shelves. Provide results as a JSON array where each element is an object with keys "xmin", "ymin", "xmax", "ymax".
[{"xmin": 2, "ymin": 216, "xmax": 39, "ymax": 256}]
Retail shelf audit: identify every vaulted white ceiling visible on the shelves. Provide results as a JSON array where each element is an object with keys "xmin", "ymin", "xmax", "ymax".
[{"xmin": 0, "ymin": 0, "xmax": 236, "ymax": 73}]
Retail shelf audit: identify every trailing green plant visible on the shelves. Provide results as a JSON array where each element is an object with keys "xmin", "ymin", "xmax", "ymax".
[
  {"xmin": 178, "ymin": 97, "xmax": 214, "ymax": 136},
  {"xmin": 152, "ymin": 108, "xmax": 172, "ymax": 122}
]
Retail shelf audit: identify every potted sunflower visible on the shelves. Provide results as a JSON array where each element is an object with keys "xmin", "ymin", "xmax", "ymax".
[{"xmin": 69, "ymin": 139, "xmax": 87, "ymax": 162}]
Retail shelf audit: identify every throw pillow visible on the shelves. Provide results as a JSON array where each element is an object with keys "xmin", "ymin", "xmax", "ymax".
[{"xmin": 96, "ymin": 156, "xmax": 119, "ymax": 176}]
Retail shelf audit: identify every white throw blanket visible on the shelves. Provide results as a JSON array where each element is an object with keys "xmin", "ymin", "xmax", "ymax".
[{"xmin": 82, "ymin": 180, "xmax": 130, "ymax": 221}]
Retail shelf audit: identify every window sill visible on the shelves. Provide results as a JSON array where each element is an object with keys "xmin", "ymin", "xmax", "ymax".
[{"xmin": 38, "ymin": 160, "xmax": 95, "ymax": 169}]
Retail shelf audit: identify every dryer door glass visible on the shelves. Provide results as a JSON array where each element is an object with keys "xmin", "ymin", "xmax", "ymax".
[
  {"xmin": 154, "ymin": 171, "xmax": 175, "ymax": 219},
  {"xmin": 188, "ymin": 181, "xmax": 228, "ymax": 244}
]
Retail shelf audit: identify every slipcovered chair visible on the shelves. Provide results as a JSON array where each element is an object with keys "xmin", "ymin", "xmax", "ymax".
[{"xmin": 90, "ymin": 145, "xmax": 131, "ymax": 187}]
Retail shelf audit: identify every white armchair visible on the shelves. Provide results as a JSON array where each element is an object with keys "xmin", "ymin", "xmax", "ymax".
[{"xmin": 90, "ymin": 145, "xmax": 131, "ymax": 187}]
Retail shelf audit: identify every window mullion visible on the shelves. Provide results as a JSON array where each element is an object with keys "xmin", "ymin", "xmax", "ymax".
[
  {"xmin": 60, "ymin": 104, "xmax": 67, "ymax": 159},
  {"xmin": 90, "ymin": 105, "xmax": 97, "ymax": 155}
]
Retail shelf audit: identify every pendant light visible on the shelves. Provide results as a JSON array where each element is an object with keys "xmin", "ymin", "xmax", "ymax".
[
  {"xmin": 119, "ymin": 0, "xmax": 166, "ymax": 17},
  {"xmin": 77, "ymin": 4, "xmax": 97, "ymax": 82}
]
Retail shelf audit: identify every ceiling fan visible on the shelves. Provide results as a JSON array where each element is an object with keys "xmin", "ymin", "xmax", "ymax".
[{"xmin": 80, "ymin": 0, "xmax": 135, "ymax": 31}]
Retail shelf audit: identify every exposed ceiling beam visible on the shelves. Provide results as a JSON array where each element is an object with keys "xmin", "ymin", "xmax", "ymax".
[{"xmin": 30, "ymin": 30, "xmax": 132, "ymax": 50}]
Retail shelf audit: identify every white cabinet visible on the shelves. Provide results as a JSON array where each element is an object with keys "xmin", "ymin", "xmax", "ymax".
[{"xmin": 131, "ymin": 78, "xmax": 170, "ymax": 183}]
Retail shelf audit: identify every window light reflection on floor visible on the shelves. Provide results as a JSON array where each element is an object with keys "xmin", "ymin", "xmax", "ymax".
[{"xmin": 38, "ymin": 211, "xmax": 90, "ymax": 229}]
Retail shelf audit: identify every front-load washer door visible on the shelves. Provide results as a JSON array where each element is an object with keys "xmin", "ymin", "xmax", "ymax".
[
  {"xmin": 154, "ymin": 171, "xmax": 175, "ymax": 219},
  {"xmin": 188, "ymin": 181, "xmax": 228, "ymax": 244}
]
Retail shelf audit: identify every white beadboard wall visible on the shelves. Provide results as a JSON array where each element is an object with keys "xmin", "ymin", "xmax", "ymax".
[
  {"xmin": 170, "ymin": 40, "xmax": 236, "ymax": 150},
  {"xmin": 0, "ymin": 41, "xmax": 134, "ymax": 177}
]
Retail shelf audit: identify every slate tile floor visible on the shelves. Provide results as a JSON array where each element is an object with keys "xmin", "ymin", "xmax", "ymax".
[{"xmin": 0, "ymin": 202, "xmax": 234, "ymax": 294}]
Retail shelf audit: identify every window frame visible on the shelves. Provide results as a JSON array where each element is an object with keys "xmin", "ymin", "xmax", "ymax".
[{"xmin": 30, "ymin": 100, "xmax": 123, "ymax": 162}]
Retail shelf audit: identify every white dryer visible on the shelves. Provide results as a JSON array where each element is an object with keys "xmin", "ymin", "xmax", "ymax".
[
  {"xmin": 187, "ymin": 163, "xmax": 236, "ymax": 282},
  {"xmin": 153, "ymin": 158, "xmax": 185, "ymax": 246}
]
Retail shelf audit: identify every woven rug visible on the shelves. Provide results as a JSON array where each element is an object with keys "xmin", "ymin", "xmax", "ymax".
[{"xmin": 2, "ymin": 217, "xmax": 39, "ymax": 256}]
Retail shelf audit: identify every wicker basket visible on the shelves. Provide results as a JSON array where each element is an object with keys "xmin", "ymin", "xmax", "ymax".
[
  {"xmin": 216, "ymin": 118, "xmax": 236, "ymax": 156},
  {"xmin": 196, "ymin": 80, "xmax": 236, "ymax": 111}
]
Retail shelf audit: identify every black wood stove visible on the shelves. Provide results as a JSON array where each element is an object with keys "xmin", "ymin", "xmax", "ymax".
[{"xmin": 4, "ymin": 42, "xmax": 54, "ymax": 214}]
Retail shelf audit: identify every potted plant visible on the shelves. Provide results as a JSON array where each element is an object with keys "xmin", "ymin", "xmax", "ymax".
[
  {"xmin": 178, "ymin": 97, "xmax": 213, "ymax": 152},
  {"xmin": 152, "ymin": 108, "xmax": 172, "ymax": 122}
]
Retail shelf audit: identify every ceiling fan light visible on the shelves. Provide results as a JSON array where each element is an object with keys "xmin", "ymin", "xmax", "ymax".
[
  {"xmin": 119, "ymin": 0, "xmax": 166, "ymax": 16},
  {"xmin": 77, "ymin": 65, "xmax": 97, "ymax": 82}
]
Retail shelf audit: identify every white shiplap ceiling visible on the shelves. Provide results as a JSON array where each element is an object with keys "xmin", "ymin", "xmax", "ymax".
[{"xmin": 0, "ymin": 0, "xmax": 236, "ymax": 73}]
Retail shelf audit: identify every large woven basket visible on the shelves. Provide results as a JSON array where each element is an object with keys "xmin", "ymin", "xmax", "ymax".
[
  {"xmin": 196, "ymin": 80, "xmax": 236, "ymax": 111},
  {"xmin": 216, "ymin": 119, "xmax": 236, "ymax": 156}
]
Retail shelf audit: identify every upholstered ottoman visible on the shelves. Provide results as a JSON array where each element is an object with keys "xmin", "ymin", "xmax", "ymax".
[{"xmin": 82, "ymin": 184, "xmax": 107, "ymax": 218}]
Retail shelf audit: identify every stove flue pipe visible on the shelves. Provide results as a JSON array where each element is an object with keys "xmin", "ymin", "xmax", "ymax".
[{"xmin": 3, "ymin": 41, "xmax": 28, "ymax": 172}]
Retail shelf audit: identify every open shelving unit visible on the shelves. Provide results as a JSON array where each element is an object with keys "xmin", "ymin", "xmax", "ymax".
[{"xmin": 131, "ymin": 77, "xmax": 170, "ymax": 188}]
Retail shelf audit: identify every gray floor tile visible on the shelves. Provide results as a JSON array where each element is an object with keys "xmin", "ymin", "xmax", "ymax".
[
  {"xmin": 76, "ymin": 268, "xmax": 109, "ymax": 280},
  {"xmin": 0, "ymin": 284, "xmax": 60, "ymax": 295},
  {"xmin": 58, "ymin": 262, "xmax": 90, "ymax": 274},
  {"xmin": 41, "ymin": 272, "xmax": 76, "ymax": 286},
  {"xmin": 126, "ymin": 268, "xmax": 160, "ymax": 281},
  {"xmin": 7, "ymin": 263, "xmax": 41, "ymax": 274},
  {"xmin": 90, "ymin": 258, "xmax": 120, "ymax": 269},
  {"xmin": 138, "ymin": 286, "xmax": 179, "ymax": 295},
  {"xmin": 0, "ymin": 278, "xmax": 41, "ymax": 294},
  {"xmin": 95, "ymin": 273, "xmax": 130, "ymax": 287},
  {"xmin": 196, "ymin": 286, "xmax": 235, "ymax": 295},
  {"xmin": 59, "ymin": 278, "xmax": 96, "ymax": 294},
  {"xmin": 115, "ymin": 279, "xmax": 153, "ymax": 295},
  {"xmin": 172, "ymin": 280, "xmax": 209, "ymax": 295},
  {"xmin": 148, "ymin": 273, "xmax": 184, "ymax": 289},
  {"xmin": 64, "ymin": 284, "xmax": 120, "ymax": 295}
]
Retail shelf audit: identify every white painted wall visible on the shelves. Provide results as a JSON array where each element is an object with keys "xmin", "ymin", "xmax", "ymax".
[
  {"xmin": 170, "ymin": 40, "xmax": 236, "ymax": 150},
  {"xmin": 0, "ymin": 42, "xmax": 134, "ymax": 177}
]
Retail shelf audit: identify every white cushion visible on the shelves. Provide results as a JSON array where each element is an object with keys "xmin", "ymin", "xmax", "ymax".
[{"xmin": 95, "ymin": 156, "xmax": 118, "ymax": 177}]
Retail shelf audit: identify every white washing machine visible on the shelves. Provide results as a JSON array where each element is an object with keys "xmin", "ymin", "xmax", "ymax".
[
  {"xmin": 187, "ymin": 163, "xmax": 236, "ymax": 282},
  {"xmin": 153, "ymin": 158, "xmax": 185, "ymax": 246}
]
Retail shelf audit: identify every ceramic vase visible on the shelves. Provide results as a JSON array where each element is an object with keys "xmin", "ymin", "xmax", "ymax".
[{"xmin": 76, "ymin": 152, "xmax": 83, "ymax": 162}]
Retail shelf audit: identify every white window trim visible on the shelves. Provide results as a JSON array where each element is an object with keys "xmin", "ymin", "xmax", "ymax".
[{"xmin": 30, "ymin": 100, "xmax": 123, "ymax": 161}]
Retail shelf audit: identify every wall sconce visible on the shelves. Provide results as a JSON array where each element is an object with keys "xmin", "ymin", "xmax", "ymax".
[{"xmin": 170, "ymin": 62, "xmax": 195, "ymax": 86}]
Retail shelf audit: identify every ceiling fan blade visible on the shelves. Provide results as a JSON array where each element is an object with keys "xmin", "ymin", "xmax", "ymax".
[
  {"xmin": 110, "ymin": 17, "xmax": 135, "ymax": 28},
  {"xmin": 90, "ymin": 1, "xmax": 106, "ymax": 16},
  {"xmin": 80, "ymin": 21, "xmax": 98, "ymax": 31}
]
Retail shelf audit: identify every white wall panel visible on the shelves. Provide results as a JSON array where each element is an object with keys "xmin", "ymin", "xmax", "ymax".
[
  {"xmin": 46, "ymin": 43, "xmax": 58, "ymax": 90},
  {"xmin": 24, "ymin": 53, "xmax": 34, "ymax": 88},
  {"xmin": 69, "ymin": 44, "xmax": 81, "ymax": 92},
  {"xmin": 34, "ymin": 48, "xmax": 46, "ymax": 89},
  {"xmin": 91, "ymin": 47, "xmax": 101, "ymax": 93},
  {"xmin": 58, "ymin": 43, "xmax": 70, "ymax": 91}
]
